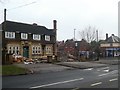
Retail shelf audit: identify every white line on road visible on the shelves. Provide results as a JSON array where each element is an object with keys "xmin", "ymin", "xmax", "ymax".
[
  {"xmin": 109, "ymin": 78, "xmax": 118, "ymax": 82},
  {"xmin": 98, "ymin": 70, "xmax": 118, "ymax": 77},
  {"xmin": 103, "ymin": 69, "xmax": 109, "ymax": 72},
  {"xmin": 97, "ymin": 67, "xmax": 109, "ymax": 71},
  {"xmin": 30, "ymin": 78, "xmax": 84, "ymax": 89},
  {"xmin": 91, "ymin": 82, "xmax": 102, "ymax": 87},
  {"xmin": 84, "ymin": 68, "xmax": 93, "ymax": 71},
  {"xmin": 98, "ymin": 73, "xmax": 109, "ymax": 77}
]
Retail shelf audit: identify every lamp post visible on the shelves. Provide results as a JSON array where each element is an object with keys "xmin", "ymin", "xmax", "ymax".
[
  {"xmin": 74, "ymin": 29, "xmax": 76, "ymax": 41},
  {"xmin": 75, "ymin": 42, "xmax": 78, "ymax": 61}
]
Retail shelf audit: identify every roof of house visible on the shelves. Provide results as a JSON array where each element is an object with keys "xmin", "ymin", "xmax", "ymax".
[
  {"xmin": 2, "ymin": 20, "xmax": 55, "ymax": 35},
  {"xmin": 106, "ymin": 34, "xmax": 120, "ymax": 43}
]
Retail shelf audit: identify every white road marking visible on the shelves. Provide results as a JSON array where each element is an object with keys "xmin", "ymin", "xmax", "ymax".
[
  {"xmin": 98, "ymin": 73, "xmax": 109, "ymax": 77},
  {"xmin": 98, "ymin": 70, "xmax": 118, "ymax": 77},
  {"xmin": 30, "ymin": 78, "xmax": 84, "ymax": 89},
  {"xmin": 97, "ymin": 67, "xmax": 109, "ymax": 72},
  {"xmin": 71, "ymin": 87, "xmax": 80, "ymax": 90},
  {"xmin": 91, "ymin": 82, "xmax": 102, "ymax": 87},
  {"xmin": 84, "ymin": 68, "xmax": 93, "ymax": 71},
  {"xmin": 109, "ymin": 78, "xmax": 118, "ymax": 82},
  {"xmin": 103, "ymin": 69, "xmax": 109, "ymax": 72}
]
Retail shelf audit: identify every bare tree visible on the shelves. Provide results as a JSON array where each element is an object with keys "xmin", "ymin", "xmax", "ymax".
[{"xmin": 79, "ymin": 26, "xmax": 98, "ymax": 43}]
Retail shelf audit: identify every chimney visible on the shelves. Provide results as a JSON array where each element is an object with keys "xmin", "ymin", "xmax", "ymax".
[
  {"xmin": 53, "ymin": 20, "xmax": 57, "ymax": 30},
  {"xmin": 33, "ymin": 23, "xmax": 37, "ymax": 26},
  {"xmin": 112, "ymin": 34, "xmax": 114, "ymax": 36},
  {"xmin": 4, "ymin": 9, "xmax": 7, "ymax": 22},
  {"xmin": 106, "ymin": 33, "xmax": 108, "ymax": 40}
]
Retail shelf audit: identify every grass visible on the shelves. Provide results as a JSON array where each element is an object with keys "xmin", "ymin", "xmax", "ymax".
[{"xmin": 1, "ymin": 65, "xmax": 28, "ymax": 76}]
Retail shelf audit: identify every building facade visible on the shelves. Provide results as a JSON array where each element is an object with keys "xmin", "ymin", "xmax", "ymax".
[
  {"xmin": 1, "ymin": 20, "xmax": 57, "ymax": 64},
  {"xmin": 100, "ymin": 34, "xmax": 120, "ymax": 57}
]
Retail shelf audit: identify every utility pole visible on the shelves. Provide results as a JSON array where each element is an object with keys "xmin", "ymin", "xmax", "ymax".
[
  {"xmin": 74, "ymin": 29, "xmax": 76, "ymax": 41},
  {"xmin": 3, "ymin": 8, "xmax": 7, "ymax": 64},
  {"xmin": 96, "ymin": 30, "xmax": 99, "ymax": 60},
  {"xmin": 96, "ymin": 30, "xmax": 98, "ymax": 42},
  {"xmin": 4, "ymin": 8, "xmax": 6, "ymax": 21}
]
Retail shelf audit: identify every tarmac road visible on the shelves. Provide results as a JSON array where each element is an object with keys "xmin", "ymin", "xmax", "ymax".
[{"xmin": 2, "ymin": 64, "xmax": 118, "ymax": 89}]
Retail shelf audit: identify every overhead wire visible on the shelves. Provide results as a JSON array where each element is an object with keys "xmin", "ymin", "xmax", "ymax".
[{"xmin": 7, "ymin": 1, "xmax": 37, "ymax": 11}]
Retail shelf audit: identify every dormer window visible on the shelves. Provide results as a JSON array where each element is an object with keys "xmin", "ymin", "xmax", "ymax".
[
  {"xmin": 33, "ymin": 34, "xmax": 41, "ymax": 40},
  {"xmin": 5, "ymin": 32, "xmax": 15, "ymax": 39},
  {"xmin": 45, "ymin": 35, "xmax": 50, "ymax": 41},
  {"xmin": 21, "ymin": 33, "xmax": 28, "ymax": 40}
]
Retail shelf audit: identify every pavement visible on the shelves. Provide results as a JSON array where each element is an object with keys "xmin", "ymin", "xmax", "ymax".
[
  {"xmin": 93, "ymin": 58, "xmax": 119, "ymax": 65},
  {"xmin": 14, "ymin": 58, "xmax": 119, "ymax": 74},
  {"xmin": 56, "ymin": 62, "xmax": 107, "ymax": 69},
  {"xmin": 14, "ymin": 63, "xmax": 74, "ymax": 74}
]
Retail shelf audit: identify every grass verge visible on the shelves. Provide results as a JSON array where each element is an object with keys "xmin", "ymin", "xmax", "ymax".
[{"xmin": 1, "ymin": 65, "xmax": 28, "ymax": 76}]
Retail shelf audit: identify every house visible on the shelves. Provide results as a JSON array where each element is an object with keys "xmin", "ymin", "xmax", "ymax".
[
  {"xmin": 57, "ymin": 39, "xmax": 90, "ymax": 61},
  {"xmin": 75, "ymin": 39, "xmax": 90, "ymax": 61},
  {"xmin": 1, "ymin": 20, "xmax": 57, "ymax": 64},
  {"xmin": 64, "ymin": 39, "xmax": 75, "ymax": 56},
  {"xmin": 100, "ymin": 33, "xmax": 120, "ymax": 57}
]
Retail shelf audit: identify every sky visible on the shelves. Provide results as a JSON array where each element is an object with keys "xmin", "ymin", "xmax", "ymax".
[{"xmin": 0, "ymin": 0, "xmax": 119, "ymax": 41}]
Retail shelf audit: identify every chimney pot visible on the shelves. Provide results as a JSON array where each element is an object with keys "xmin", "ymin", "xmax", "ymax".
[
  {"xmin": 33, "ymin": 23, "xmax": 37, "ymax": 26},
  {"xmin": 53, "ymin": 20, "xmax": 57, "ymax": 30},
  {"xmin": 106, "ymin": 33, "xmax": 108, "ymax": 40},
  {"xmin": 112, "ymin": 34, "xmax": 114, "ymax": 36}
]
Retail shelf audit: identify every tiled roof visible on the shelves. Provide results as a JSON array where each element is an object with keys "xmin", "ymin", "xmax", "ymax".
[
  {"xmin": 2, "ymin": 20, "xmax": 55, "ymax": 35},
  {"xmin": 106, "ymin": 34, "xmax": 120, "ymax": 43}
]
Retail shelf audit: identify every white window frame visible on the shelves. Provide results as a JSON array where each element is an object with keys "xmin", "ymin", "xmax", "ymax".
[
  {"xmin": 32, "ymin": 45, "xmax": 41, "ymax": 54},
  {"xmin": 33, "ymin": 34, "xmax": 41, "ymax": 40},
  {"xmin": 45, "ymin": 35, "xmax": 50, "ymax": 41},
  {"xmin": 45, "ymin": 46, "xmax": 52, "ymax": 54},
  {"xmin": 5, "ymin": 32, "xmax": 15, "ymax": 39},
  {"xmin": 21, "ymin": 33, "xmax": 28, "ymax": 39},
  {"xmin": 7, "ymin": 45, "xmax": 20, "ymax": 54}
]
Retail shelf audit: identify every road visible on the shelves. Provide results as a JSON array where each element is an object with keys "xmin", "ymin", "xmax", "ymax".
[{"xmin": 2, "ymin": 64, "xmax": 118, "ymax": 89}]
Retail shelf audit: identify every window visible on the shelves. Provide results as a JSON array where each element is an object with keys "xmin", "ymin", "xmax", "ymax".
[
  {"xmin": 32, "ymin": 46, "xmax": 41, "ymax": 54},
  {"xmin": 45, "ymin": 35, "xmax": 50, "ymax": 41},
  {"xmin": 45, "ymin": 46, "xmax": 52, "ymax": 54},
  {"xmin": 5, "ymin": 32, "xmax": 15, "ymax": 39},
  {"xmin": 21, "ymin": 33, "xmax": 28, "ymax": 39},
  {"xmin": 7, "ymin": 45, "xmax": 20, "ymax": 54},
  {"xmin": 33, "ymin": 34, "xmax": 41, "ymax": 40}
]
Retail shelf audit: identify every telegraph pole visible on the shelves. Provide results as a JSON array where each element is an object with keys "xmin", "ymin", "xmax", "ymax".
[
  {"xmin": 4, "ymin": 8, "xmax": 6, "ymax": 21},
  {"xmin": 74, "ymin": 29, "xmax": 76, "ymax": 41},
  {"xmin": 96, "ymin": 30, "xmax": 98, "ymax": 42},
  {"xmin": 96, "ymin": 30, "xmax": 99, "ymax": 60}
]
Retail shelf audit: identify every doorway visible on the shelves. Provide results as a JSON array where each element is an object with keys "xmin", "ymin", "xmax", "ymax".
[{"xmin": 23, "ymin": 46, "xmax": 29, "ymax": 58}]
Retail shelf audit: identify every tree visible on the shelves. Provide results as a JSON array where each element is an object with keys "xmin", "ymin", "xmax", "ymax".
[{"xmin": 79, "ymin": 26, "xmax": 98, "ymax": 43}]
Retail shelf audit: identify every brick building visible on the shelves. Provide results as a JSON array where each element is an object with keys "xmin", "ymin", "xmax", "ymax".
[
  {"xmin": 100, "ymin": 34, "xmax": 120, "ymax": 57},
  {"xmin": 1, "ymin": 20, "xmax": 57, "ymax": 64}
]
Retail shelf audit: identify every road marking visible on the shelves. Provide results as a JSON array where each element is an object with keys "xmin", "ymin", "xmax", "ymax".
[
  {"xmin": 84, "ymin": 68, "xmax": 93, "ymax": 71},
  {"xmin": 30, "ymin": 78, "xmax": 84, "ymax": 89},
  {"xmin": 91, "ymin": 82, "xmax": 102, "ymax": 87},
  {"xmin": 109, "ymin": 78, "xmax": 118, "ymax": 82},
  {"xmin": 98, "ymin": 73, "xmax": 109, "ymax": 77},
  {"xmin": 97, "ymin": 67, "xmax": 109, "ymax": 71},
  {"xmin": 71, "ymin": 87, "xmax": 80, "ymax": 90},
  {"xmin": 98, "ymin": 70, "xmax": 118, "ymax": 77},
  {"xmin": 103, "ymin": 69, "xmax": 109, "ymax": 72}
]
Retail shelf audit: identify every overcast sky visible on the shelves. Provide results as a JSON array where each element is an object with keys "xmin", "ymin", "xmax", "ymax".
[{"xmin": 0, "ymin": 0, "xmax": 119, "ymax": 41}]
